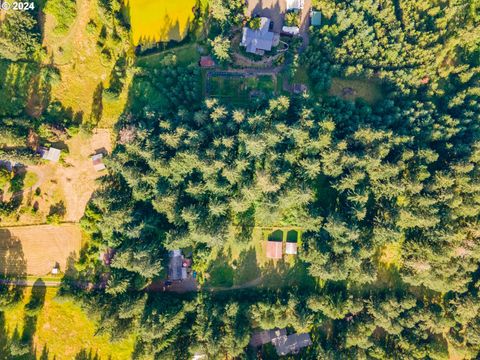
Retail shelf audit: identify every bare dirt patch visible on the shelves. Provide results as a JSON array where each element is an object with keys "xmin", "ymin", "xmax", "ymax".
[
  {"xmin": 58, "ymin": 129, "xmax": 112, "ymax": 222},
  {"xmin": 0, "ymin": 130, "xmax": 112, "ymax": 226},
  {"xmin": 0, "ymin": 224, "xmax": 82, "ymax": 276}
]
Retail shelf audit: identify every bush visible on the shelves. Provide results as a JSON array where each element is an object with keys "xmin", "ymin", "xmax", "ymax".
[{"xmin": 44, "ymin": 0, "xmax": 77, "ymax": 35}]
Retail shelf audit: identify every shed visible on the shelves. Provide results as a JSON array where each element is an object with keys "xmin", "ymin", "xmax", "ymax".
[
  {"xmin": 272, "ymin": 333, "xmax": 312, "ymax": 355},
  {"xmin": 199, "ymin": 56, "xmax": 215, "ymax": 68},
  {"xmin": 41, "ymin": 147, "xmax": 61, "ymax": 162},
  {"xmin": 92, "ymin": 153, "xmax": 106, "ymax": 171},
  {"xmin": 293, "ymin": 83, "xmax": 308, "ymax": 94},
  {"xmin": 282, "ymin": 26, "xmax": 300, "ymax": 35},
  {"xmin": 311, "ymin": 10, "xmax": 322, "ymax": 26},
  {"xmin": 266, "ymin": 241, "xmax": 283, "ymax": 259},
  {"xmin": 285, "ymin": 242, "xmax": 298, "ymax": 255},
  {"xmin": 287, "ymin": 0, "xmax": 304, "ymax": 10}
]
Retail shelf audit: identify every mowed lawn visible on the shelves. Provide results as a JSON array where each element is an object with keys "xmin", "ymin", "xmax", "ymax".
[
  {"xmin": 208, "ymin": 75, "xmax": 277, "ymax": 106},
  {"xmin": 126, "ymin": 0, "xmax": 198, "ymax": 44},
  {"xmin": 329, "ymin": 77, "xmax": 383, "ymax": 104},
  {"xmin": 204, "ymin": 227, "xmax": 315, "ymax": 290},
  {"xmin": 4, "ymin": 287, "xmax": 135, "ymax": 359}
]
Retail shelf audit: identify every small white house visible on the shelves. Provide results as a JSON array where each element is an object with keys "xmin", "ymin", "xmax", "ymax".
[{"xmin": 40, "ymin": 147, "xmax": 61, "ymax": 162}]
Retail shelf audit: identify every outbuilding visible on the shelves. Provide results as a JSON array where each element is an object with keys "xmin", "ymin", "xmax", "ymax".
[
  {"xmin": 40, "ymin": 147, "xmax": 61, "ymax": 163},
  {"xmin": 92, "ymin": 153, "xmax": 106, "ymax": 171}
]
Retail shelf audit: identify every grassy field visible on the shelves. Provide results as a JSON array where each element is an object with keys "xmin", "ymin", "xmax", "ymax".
[
  {"xmin": 136, "ymin": 44, "xmax": 201, "ymax": 67},
  {"xmin": 42, "ymin": 0, "xmax": 131, "ymax": 128},
  {"xmin": 126, "ymin": 0, "xmax": 198, "ymax": 44},
  {"xmin": 4, "ymin": 287, "xmax": 135, "ymax": 359},
  {"xmin": 329, "ymin": 77, "xmax": 383, "ymax": 104},
  {"xmin": 204, "ymin": 227, "xmax": 314, "ymax": 290},
  {"xmin": 208, "ymin": 75, "xmax": 277, "ymax": 106}
]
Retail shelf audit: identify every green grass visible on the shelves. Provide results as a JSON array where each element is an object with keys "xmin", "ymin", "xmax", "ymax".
[
  {"xmin": 23, "ymin": 171, "xmax": 39, "ymax": 189},
  {"xmin": 136, "ymin": 44, "xmax": 201, "ymax": 68},
  {"xmin": 204, "ymin": 227, "xmax": 313, "ymax": 290},
  {"xmin": 4, "ymin": 287, "xmax": 135, "ymax": 359},
  {"xmin": 44, "ymin": 0, "xmax": 77, "ymax": 35},
  {"xmin": 208, "ymin": 75, "xmax": 276, "ymax": 106},
  {"xmin": 329, "ymin": 77, "xmax": 383, "ymax": 104}
]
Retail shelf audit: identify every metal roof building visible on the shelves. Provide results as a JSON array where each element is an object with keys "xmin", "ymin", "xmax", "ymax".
[
  {"xmin": 241, "ymin": 17, "xmax": 276, "ymax": 55},
  {"xmin": 272, "ymin": 333, "xmax": 313, "ymax": 355},
  {"xmin": 40, "ymin": 147, "xmax": 61, "ymax": 162},
  {"xmin": 311, "ymin": 10, "xmax": 322, "ymax": 26}
]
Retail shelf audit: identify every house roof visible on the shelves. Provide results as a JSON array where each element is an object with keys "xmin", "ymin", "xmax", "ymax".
[
  {"xmin": 272, "ymin": 333, "xmax": 312, "ymax": 355},
  {"xmin": 311, "ymin": 10, "xmax": 322, "ymax": 26},
  {"xmin": 169, "ymin": 250, "xmax": 184, "ymax": 280},
  {"xmin": 241, "ymin": 17, "xmax": 275, "ymax": 54},
  {"xmin": 92, "ymin": 153, "xmax": 106, "ymax": 171},
  {"xmin": 41, "ymin": 147, "xmax": 61, "ymax": 162},
  {"xmin": 200, "ymin": 56, "xmax": 215, "ymax": 67},
  {"xmin": 250, "ymin": 328, "xmax": 287, "ymax": 347},
  {"xmin": 287, "ymin": 0, "xmax": 304, "ymax": 10},
  {"xmin": 266, "ymin": 241, "xmax": 283, "ymax": 259},
  {"xmin": 285, "ymin": 242, "xmax": 298, "ymax": 255}
]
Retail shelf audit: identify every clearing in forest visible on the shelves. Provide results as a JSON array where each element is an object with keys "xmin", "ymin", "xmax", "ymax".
[
  {"xmin": 207, "ymin": 73, "xmax": 277, "ymax": 106},
  {"xmin": 0, "ymin": 224, "xmax": 82, "ymax": 276},
  {"xmin": 41, "ymin": 0, "xmax": 130, "ymax": 126},
  {"xmin": 0, "ymin": 130, "xmax": 112, "ymax": 226},
  {"xmin": 204, "ymin": 227, "xmax": 314, "ymax": 290},
  {"xmin": 329, "ymin": 77, "xmax": 383, "ymax": 104}
]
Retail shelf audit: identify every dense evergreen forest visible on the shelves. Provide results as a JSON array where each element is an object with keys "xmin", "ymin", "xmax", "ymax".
[{"xmin": 1, "ymin": 0, "xmax": 480, "ymax": 358}]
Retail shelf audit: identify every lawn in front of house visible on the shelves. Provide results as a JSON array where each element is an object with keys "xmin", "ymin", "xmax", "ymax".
[
  {"xmin": 3, "ymin": 287, "xmax": 135, "ymax": 359},
  {"xmin": 328, "ymin": 77, "xmax": 383, "ymax": 104},
  {"xmin": 208, "ymin": 74, "xmax": 277, "ymax": 106}
]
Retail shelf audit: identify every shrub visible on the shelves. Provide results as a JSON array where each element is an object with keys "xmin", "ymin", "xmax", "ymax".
[{"xmin": 44, "ymin": 0, "xmax": 77, "ymax": 35}]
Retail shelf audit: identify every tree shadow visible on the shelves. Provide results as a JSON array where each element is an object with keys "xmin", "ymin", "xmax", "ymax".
[
  {"xmin": 75, "ymin": 348, "xmax": 101, "ymax": 360},
  {"xmin": 89, "ymin": 83, "xmax": 104, "ymax": 128},
  {"xmin": 234, "ymin": 248, "xmax": 261, "ymax": 285},
  {"xmin": 0, "ymin": 230, "xmax": 27, "ymax": 309},
  {"xmin": 25, "ymin": 279, "xmax": 47, "ymax": 316},
  {"xmin": 8, "ymin": 279, "xmax": 47, "ymax": 357}
]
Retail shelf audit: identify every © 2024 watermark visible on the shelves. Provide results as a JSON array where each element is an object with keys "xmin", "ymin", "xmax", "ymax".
[{"xmin": 1, "ymin": 0, "xmax": 35, "ymax": 10}]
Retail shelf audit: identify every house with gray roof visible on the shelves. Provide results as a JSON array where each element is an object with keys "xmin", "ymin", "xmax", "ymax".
[
  {"xmin": 241, "ymin": 17, "xmax": 279, "ymax": 55},
  {"xmin": 272, "ymin": 333, "xmax": 312, "ymax": 355},
  {"xmin": 250, "ymin": 328, "xmax": 287, "ymax": 347}
]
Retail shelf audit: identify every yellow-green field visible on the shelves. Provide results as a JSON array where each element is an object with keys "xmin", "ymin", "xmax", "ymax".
[
  {"xmin": 126, "ymin": 0, "xmax": 197, "ymax": 44},
  {"xmin": 4, "ymin": 287, "xmax": 135, "ymax": 359}
]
